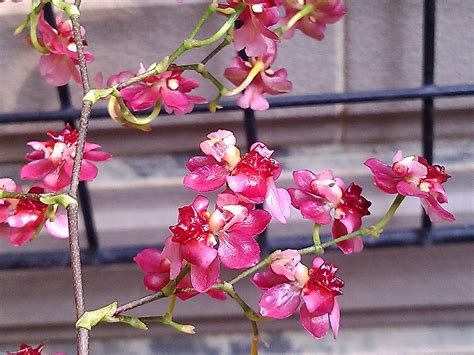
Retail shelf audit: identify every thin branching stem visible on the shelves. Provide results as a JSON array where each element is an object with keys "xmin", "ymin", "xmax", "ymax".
[{"xmin": 68, "ymin": 9, "xmax": 92, "ymax": 355}]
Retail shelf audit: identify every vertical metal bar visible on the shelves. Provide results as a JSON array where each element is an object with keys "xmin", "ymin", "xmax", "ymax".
[
  {"xmin": 237, "ymin": 47, "xmax": 268, "ymax": 252},
  {"xmin": 421, "ymin": 0, "xmax": 436, "ymax": 240},
  {"xmin": 243, "ymin": 108, "xmax": 258, "ymax": 150},
  {"xmin": 243, "ymin": 108, "xmax": 268, "ymax": 252},
  {"xmin": 77, "ymin": 183, "xmax": 99, "ymax": 252},
  {"xmin": 43, "ymin": 4, "xmax": 100, "ymax": 255}
]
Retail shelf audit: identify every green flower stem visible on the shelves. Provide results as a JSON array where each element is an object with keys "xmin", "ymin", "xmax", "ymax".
[
  {"xmin": 216, "ymin": 282, "xmax": 262, "ymax": 322},
  {"xmin": 201, "ymin": 35, "xmax": 232, "ymax": 65},
  {"xmin": 0, "ymin": 190, "xmax": 77, "ymax": 207},
  {"xmin": 112, "ymin": 91, "xmax": 161, "ymax": 126},
  {"xmin": 166, "ymin": 295, "xmax": 177, "ymax": 318},
  {"xmin": 277, "ymin": 4, "xmax": 314, "ymax": 35},
  {"xmin": 188, "ymin": 3, "xmax": 217, "ymax": 40},
  {"xmin": 0, "ymin": 190, "xmax": 43, "ymax": 201},
  {"xmin": 170, "ymin": 63, "xmax": 227, "ymax": 93},
  {"xmin": 231, "ymin": 194, "xmax": 406, "ymax": 282},
  {"xmin": 114, "ymin": 264, "xmax": 191, "ymax": 315},
  {"xmin": 29, "ymin": 10, "xmax": 50, "ymax": 54},
  {"xmin": 214, "ymin": 283, "xmax": 262, "ymax": 354},
  {"xmin": 299, "ymin": 194, "xmax": 406, "ymax": 255},
  {"xmin": 162, "ymin": 263, "xmax": 191, "ymax": 296},
  {"xmin": 114, "ymin": 291, "xmax": 166, "ymax": 316},
  {"xmin": 312, "ymin": 223, "xmax": 323, "ymax": 254},
  {"xmin": 185, "ymin": 4, "xmax": 245, "ymax": 48},
  {"xmin": 139, "ymin": 316, "xmax": 195, "ymax": 334},
  {"xmin": 373, "ymin": 193, "xmax": 406, "ymax": 230},
  {"xmin": 250, "ymin": 321, "xmax": 259, "ymax": 355},
  {"xmin": 228, "ymin": 251, "xmax": 280, "ymax": 286},
  {"xmin": 114, "ymin": 3, "xmax": 245, "ymax": 92}
]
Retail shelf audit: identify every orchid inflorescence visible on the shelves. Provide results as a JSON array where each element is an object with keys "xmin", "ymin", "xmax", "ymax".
[
  {"xmin": 1, "ymin": 129, "xmax": 455, "ymax": 350},
  {"xmin": 15, "ymin": 0, "xmax": 347, "ymax": 130},
  {"xmin": 1, "ymin": 125, "xmax": 110, "ymax": 246},
  {"xmin": 3, "ymin": 0, "xmax": 456, "ymax": 354}
]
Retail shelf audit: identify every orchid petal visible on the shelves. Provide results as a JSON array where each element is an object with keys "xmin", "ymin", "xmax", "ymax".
[
  {"xmin": 218, "ymin": 232, "xmax": 260, "ymax": 269},
  {"xmin": 191, "ymin": 256, "xmax": 220, "ymax": 292},
  {"xmin": 252, "ymin": 270, "xmax": 290, "ymax": 290},
  {"xmin": 45, "ymin": 214, "xmax": 69, "ymax": 239},
  {"xmin": 259, "ymin": 283, "xmax": 301, "ymax": 319},
  {"xmin": 300, "ymin": 304, "xmax": 330, "ymax": 338},
  {"xmin": 265, "ymin": 178, "xmax": 291, "ymax": 224}
]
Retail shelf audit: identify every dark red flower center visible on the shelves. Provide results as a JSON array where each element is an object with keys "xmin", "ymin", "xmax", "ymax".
[
  {"xmin": 232, "ymin": 145, "xmax": 279, "ymax": 179},
  {"xmin": 306, "ymin": 261, "xmax": 344, "ymax": 296},
  {"xmin": 170, "ymin": 205, "xmax": 210, "ymax": 245},
  {"xmin": 418, "ymin": 156, "xmax": 450, "ymax": 184},
  {"xmin": 46, "ymin": 124, "xmax": 79, "ymax": 147},
  {"xmin": 338, "ymin": 183, "xmax": 371, "ymax": 217}
]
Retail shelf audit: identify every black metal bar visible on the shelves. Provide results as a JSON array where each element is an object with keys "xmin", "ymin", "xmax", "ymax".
[
  {"xmin": 421, "ymin": 0, "xmax": 436, "ymax": 239},
  {"xmin": 236, "ymin": 44, "xmax": 269, "ymax": 252},
  {"xmin": 43, "ymin": 4, "xmax": 74, "ymax": 114},
  {"xmin": 40, "ymin": 3, "xmax": 101, "ymax": 255},
  {"xmin": 0, "ymin": 225, "xmax": 471, "ymax": 270},
  {"xmin": 243, "ymin": 109, "xmax": 258, "ymax": 151},
  {"xmin": 77, "ymin": 183, "xmax": 100, "ymax": 253},
  {"xmin": 242, "ymin": 107, "xmax": 268, "ymax": 251},
  {"xmin": 1, "ymin": 84, "xmax": 473, "ymax": 123},
  {"xmin": 268, "ymin": 225, "xmax": 474, "ymax": 252}
]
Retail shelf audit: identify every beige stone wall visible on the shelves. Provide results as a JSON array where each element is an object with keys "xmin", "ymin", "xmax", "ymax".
[
  {"xmin": 1, "ymin": 0, "xmax": 473, "ymax": 113},
  {"xmin": 0, "ymin": 0, "xmax": 473, "ymax": 345}
]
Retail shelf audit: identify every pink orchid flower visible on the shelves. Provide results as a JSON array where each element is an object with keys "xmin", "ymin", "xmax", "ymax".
[
  {"xmin": 183, "ymin": 130, "xmax": 241, "ymax": 193},
  {"xmin": 184, "ymin": 131, "xmax": 291, "ymax": 223},
  {"xmin": 166, "ymin": 196, "xmax": 220, "ymax": 292},
  {"xmin": 20, "ymin": 124, "xmax": 111, "ymax": 192},
  {"xmin": 0, "ymin": 178, "xmax": 19, "ymax": 224},
  {"xmin": 288, "ymin": 170, "xmax": 371, "ymax": 254},
  {"xmin": 283, "ymin": 0, "xmax": 346, "ymax": 40},
  {"xmin": 365, "ymin": 151, "xmax": 455, "ymax": 222},
  {"xmin": 162, "ymin": 192, "xmax": 272, "ymax": 291},
  {"xmin": 224, "ymin": 41, "xmax": 292, "ymax": 111},
  {"xmin": 227, "ymin": 142, "xmax": 291, "ymax": 223},
  {"xmin": 1, "ymin": 186, "xmax": 68, "ymax": 247},
  {"xmin": 134, "ymin": 248, "xmax": 226, "ymax": 301},
  {"xmin": 209, "ymin": 191, "xmax": 271, "ymax": 268},
  {"xmin": 119, "ymin": 66, "xmax": 207, "ymax": 115},
  {"xmin": 199, "ymin": 130, "xmax": 241, "ymax": 165},
  {"xmin": 226, "ymin": 0, "xmax": 280, "ymax": 56},
  {"xmin": 35, "ymin": 10, "xmax": 94, "ymax": 86},
  {"xmin": 252, "ymin": 255, "xmax": 343, "ymax": 339}
]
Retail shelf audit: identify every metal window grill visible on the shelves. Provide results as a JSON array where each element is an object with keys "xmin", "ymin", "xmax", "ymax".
[{"xmin": 0, "ymin": 0, "xmax": 473, "ymax": 269}]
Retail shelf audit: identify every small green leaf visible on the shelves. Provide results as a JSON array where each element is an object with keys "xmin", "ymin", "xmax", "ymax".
[
  {"xmin": 76, "ymin": 302, "xmax": 117, "ymax": 331},
  {"xmin": 112, "ymin": 315, "xmax": 148, "ymax": 330},
  {"xmin": 51, "ymin": 0, "xmax": 81, "ymax": 17},
  {"xmin": 40, "ymin": 194, "xmax": 77, "ymax": 208},
  {"xmin": 83, "ymin": 88, "xmax": 114, "ymax": 104}
]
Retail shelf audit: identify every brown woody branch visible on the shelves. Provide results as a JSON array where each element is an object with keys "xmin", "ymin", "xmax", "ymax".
[{"xmin": 68, "ymin": 10, "xmax": 92, "ymax": 355}]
